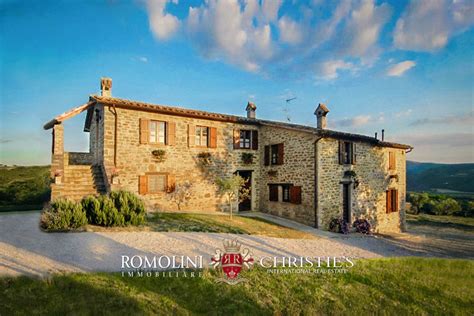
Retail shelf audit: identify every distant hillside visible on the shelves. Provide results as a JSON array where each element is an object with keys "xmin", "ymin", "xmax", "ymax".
[{"xmin": 407, "ymin": 161, "xmax": 474, "ymax": 193}]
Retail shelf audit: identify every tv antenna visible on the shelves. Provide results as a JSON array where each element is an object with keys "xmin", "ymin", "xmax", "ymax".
[{"xmin": 283, "ymin": 96, "xmax": 297, "ymax": 122}]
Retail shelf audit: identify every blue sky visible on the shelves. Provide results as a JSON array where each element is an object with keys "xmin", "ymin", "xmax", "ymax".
[{"xmin": 1, "ymin": 0, "xmax": 473, "ymax": 165}]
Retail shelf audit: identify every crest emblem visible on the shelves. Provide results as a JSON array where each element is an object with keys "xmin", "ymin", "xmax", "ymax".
[{"xmin": 211, "ymin": 239, "xmax": 254, "ymax": 285}]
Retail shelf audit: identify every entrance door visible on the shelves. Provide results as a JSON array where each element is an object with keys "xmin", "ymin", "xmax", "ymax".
[
  {"xmin": 343, "ymin": 183, "xmax": 351, "ymax": 223},
  {"xmin": 237, "ymin": 171, "xmax": 252, "ymax": 212}
]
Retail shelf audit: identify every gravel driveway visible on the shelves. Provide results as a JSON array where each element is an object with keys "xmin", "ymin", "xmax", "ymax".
[{"xmin": 0, "ymin": 211, "xmax": 464, "ymax": 277}]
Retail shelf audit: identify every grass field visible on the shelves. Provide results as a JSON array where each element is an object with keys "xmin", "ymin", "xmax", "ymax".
[
  {"xmin": 1, "ymin": 258, "xmax": 473, "ymax": 315},
  {"xmin": 407, "ymin": 214, "xmax": 474, "ymax": 232},
  {"xmin": 0, "ymin": 165, "xmax": 50, "ymax": 212},
  {"xmin": 87, "ymin": 213, "xmax": 315, "ymax": 239}
]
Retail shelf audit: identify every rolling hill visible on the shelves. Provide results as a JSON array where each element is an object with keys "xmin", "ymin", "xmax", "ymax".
[{"xmin": 407, "ymin": 161, "xmax": 474, "ymax": 193}]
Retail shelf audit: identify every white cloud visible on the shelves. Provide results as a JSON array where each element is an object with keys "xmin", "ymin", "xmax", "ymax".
[
  {"xmin": 186, "ymin": 0, "xmax": 274, "ymax": 72},
  {"xmin": 139, "ymin": 56, "xmax": 148, "ymax": 63},
  {"xmin": 386, "ymin": 60, "xmax": 416, "ymax": 77},
  {"xmin": 278, "ymin": 16, "xmax": 303, "ymax": 45},
  {"xmin": 394, "ymin": 0, "xmax": 474, "ymax": 51},
  {"xmin": 262, "ymin": 0, "xmax": 282, "ymax": 22},
  {"xmin": 343, "ymin": 0, "xmax": 391, "ymax": 59},
  {"xmin": 147, "ymin": 0, "xmax": 180, "ymax": 40},
  {"xmin": 316, "ymin": 59, "xmax": 355, "ymax": 80},
  {"xmin": 410, "ymin": 111, "xmax": 474, "ymax": 126},
  {"xmin": 396, "ymin": 132, "xmax": 474, "ymax": 163},
  {"xmin": 332, "ymin": 113, "xmax": 385, "ymax": 128}
]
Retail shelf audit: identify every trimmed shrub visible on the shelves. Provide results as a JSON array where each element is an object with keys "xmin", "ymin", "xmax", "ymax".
[
  {"xmin": 109, "ymin": 191, "xmax": 146, "ymax": 226},
  {"xmin": 353, "ymin": 219, "xmax": 371, "ymax": 234},
  {"xmin": 40, "ymin": 199, "xmax": 87, "ymax": 231},
  {"xmin": 329, "ymin": 218, "xmax": 349, "ymax": 234},
  {"xmin": 81, "ymin": 196, "xmax": 104, "ymax": 225}
]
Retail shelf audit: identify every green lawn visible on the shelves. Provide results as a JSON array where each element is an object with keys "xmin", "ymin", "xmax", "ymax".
[
  {"xmin": 407, "ymin": 214, "xmax": 474, "ymax": 232},
  {"xmin": 87, "ymin": 213, "xmax": 315, "ymax": 239},
  {"xmin": 1, "ymin": 258, "xmax": 473, "ymax": 315}
]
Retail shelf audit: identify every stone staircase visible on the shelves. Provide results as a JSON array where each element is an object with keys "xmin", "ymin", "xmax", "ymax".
[{"xmin": 52, "ymin": 164, "xmax": 107, "ymax": 201}]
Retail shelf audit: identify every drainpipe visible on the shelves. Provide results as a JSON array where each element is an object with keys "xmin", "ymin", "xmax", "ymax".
[
  {"xmin": 108, "ymin": 105, "xmax": 118, "ymax": 166},
  {"xmin": 313, "ymin": 137, "xmax": 322, "ymax": 228}
]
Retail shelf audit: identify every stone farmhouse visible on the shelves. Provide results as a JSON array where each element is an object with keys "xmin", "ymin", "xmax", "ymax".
[{"xmin": 44, "ymin": 78, "xmax": 412, "ymax": 233}]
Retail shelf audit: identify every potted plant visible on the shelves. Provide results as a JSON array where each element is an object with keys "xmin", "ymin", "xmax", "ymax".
[
  {"xmin": 54, "ymin": 170, "xmax": 63, "ymax": 184},
  {"xmin": 241, "ymin": 152, "xmax": 254, "ymax": 164},
  {"xmin": 111, "ymin": 167, "xmax": 120, "ymax": 184},
  {"xmin": 197, "ymin": 152, "xmax": 212, "ymax": 165},
  {"xmin": 267, "ymin": 170, "xmax": 278, "ymax": 177},
  {"xmin": 151, "ymin": 149, "xmax": 166, "ymax": 162},
  {"xmin": 344, "ymin": 170, "xmax": 360, "ymax": 189}
]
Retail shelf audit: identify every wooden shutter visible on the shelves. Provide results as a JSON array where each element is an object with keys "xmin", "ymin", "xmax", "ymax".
[
  {"xmin": 188, "ymin": 124, "xmax": 195, "ymax": 147},
  {"xmin": 166, "ymin": 174, "xmax": 176, "ymax": 193},
  {"xmin": 252, "ymin": 130, "xmax": 258, "ymax": 150},
  {"xmin": 277, "ymin": 143, "xmax": 284, "ymax": 165},
  {"xmin": 386, "ymin": 190, "xmax": 392, "ymax": 213},
  {"xmin": 269, "ymin": 185, "xmax": 278, "ymax": 201},
  {"xmin": 264, "ymin": 145, "xmax": 270, "ymax": 166},
  {"xmin": 352, "ymin": 143, "xmax": 356, "ymax": 164},
  {"xmin": 139, "ymin": 175, "xmax": 148, "ymax": 195},
  {"xmin": 338, "ymin": 141, "xmax": 344, "ymax": 164},
  {"xmin": 394, "ymin": 190, "xmax": 399, "ymax": 212},
  {"xmin": 209, "ymin": 127, "xmax": 217, "ymax": 148},
  {"xmin": 166, "ymin": 122, "xmax": 176, "ymax": 146},
  {"xmin": 233, "ymin": 129, "xmax": 240, "ymax": 149},
  {"xmin": 290, "ymin": 186, "xmax": 302, "ymax": 204},
  {"xmin": 139, "ymin": 119, "xmax": 149, "ymax": 144},
  {"xmin": 389, "ymin": 152, "xmax": 396, "ymax": 170}
]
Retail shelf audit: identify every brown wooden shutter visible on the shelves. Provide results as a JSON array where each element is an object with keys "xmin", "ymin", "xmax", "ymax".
[
  {"xmin": 290, "ymin": 186, "xmax": 302, "ymax": 204},
  {"xmin": 233, "ymin": 129, "xmax": 240, "ymax": 149},
  {"xmin": 338, "ymin": 141, "xmax": 344, "ymax": 164},
  {"xmin": 209, "ymin": 127, "xmax": 217, "ymax": 148},
  {"xmin": 139, "ymin": 175, "xmax": 148, "ymax": 195},
  {"xmin": 352, "ymin": 143, "xmax": 356, "ymax": 164},
  {"xmin": 386, "ymin": 190, "xmax": 392, "ymax": 213},
  {"xmin": 394, "ymin": 190, "xmax": 399, "ymax": 212},
  {"xmin": 188, "ymin": 124, "xmax": 195, "ymax": 147},
  {"xmin": 166, "ymin": 122, "xmax": 176, "ymax": 146},
  {"xmin": 277, "ymin": 143, "xmax": 284, "ymax": 165},
  {"xmin": 264, "ymin": 145, "xmax": 270, "ymax": 166},
  {"xmin": 389, "ymin": 152, "xmax": 396, "ymax": 170},
  {"xmin": 166, "ymin": 174, "xmax": 176, "ymax": 193},
  {"xmin": 139, "ymin": 119, "xmax": 149, "ymax": 144},
  {"xmin": 251, "ymin": 130, "xmax": 258, "ymax": 150},
  {"xmin": 269, "ymin": 185, "xmax": 278, "ymax": 201}
]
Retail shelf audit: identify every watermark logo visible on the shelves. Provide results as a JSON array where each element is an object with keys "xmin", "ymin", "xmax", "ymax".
[{"xmin": 211, "ymin": 239, "xmax": 254, "ymax": 285}]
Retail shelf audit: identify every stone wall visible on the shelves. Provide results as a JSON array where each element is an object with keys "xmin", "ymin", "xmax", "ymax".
[
  {"xmin": 68, "ymin": 152, "xmax": 94, "ymax": 165},
  {"xmin": 101, "ymin": 104, "xmax": 261, "ymax": 212},
  {"xmin": 258, "ymin": 125, "xmax": 319, "ymax": 226},
  {"xmin": 317, "ymin": 138, "xmax": 406, "ymax": 233}
]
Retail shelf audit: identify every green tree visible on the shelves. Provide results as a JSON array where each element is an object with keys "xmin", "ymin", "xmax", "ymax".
[
  {"xmin": 408, "ymin": 192, "xmax": 430, "ymax": 214},
  {"xmin": 215, "ymin": 175, "xmax": 250, "ymax": 220}
]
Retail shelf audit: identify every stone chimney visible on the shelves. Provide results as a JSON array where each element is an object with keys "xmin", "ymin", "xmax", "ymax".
[
  {"xmin": 314, "ymin": 103, "xmax": 329, "ymax": 129},
  {"xmin": 246, "ymin": 101, "xmax": 257, "ymax": 119},
  {"xmin": 100, "ymin": 77, "xmax": 112, "ymax": 97}
]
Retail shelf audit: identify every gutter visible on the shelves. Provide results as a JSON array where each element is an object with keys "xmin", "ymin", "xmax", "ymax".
[
  {"xmin": 313, "ymin": 137, "xmax": 322, "ymax": 228},
  {"xmin": 108, "ymin": 105, "xmax": 118, "ymax": 166}
]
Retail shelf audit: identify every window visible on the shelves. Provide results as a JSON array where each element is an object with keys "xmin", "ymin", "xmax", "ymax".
[
  {"xmin": 271, "ymin": 145, "xmax": 279, "ymax": 164},
  {"xmin": 195, "ymin": 126, "xmax": 209, "ymax": 147},
  {"xmin": 389, "ymin": 152, "xmax": 396, "ymax": 170},
  {"xmin": 239, "ymin": 130, "xmax": 252, "ymax": 149},
  {"xmin": 234, "ymin": 129, "xmax": 258, "ymax": 150},
  {"xmin": 386, "ymin": 189, "xmax": 398, "ymax": 213},
  {"xmin": 264, "ymin": 143, "xmax": 284, "ymax": 166},
  {"xmin": 148, "ymin": 174, "xmax": 167, "ymax": 193},
  {"xmin": 282, "ymin": 185, "xmax": 290, "ymax": 202},
  {"xmin": 268, "ymin": 184, "xmax": 301, "ymax": 204},
  {"xmin": 149, "ymin": 121, "xmax": 166, "ymax": 144},
  {"xmin": 269, "ymin": 184, "xmax": 279, "ymax": 201},
  {"xmin": 339, "ymin": 141, "xmax": 355, "ymax": 165}
]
